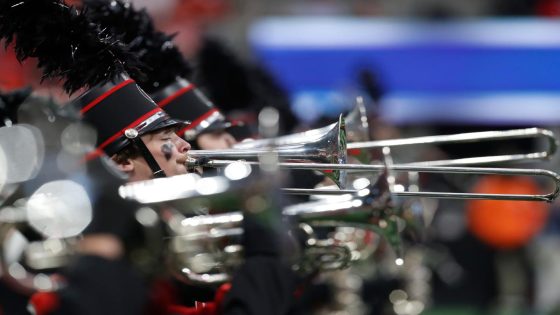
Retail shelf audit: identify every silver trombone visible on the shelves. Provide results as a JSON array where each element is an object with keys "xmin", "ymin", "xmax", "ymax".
[
  {"xmin": 347, "ymin": 127, "xmax": 558, "ymax": 166},
  {"xmin": 234, "ymin": 97, "xmax": 369, "ymax": 149},
  {"xmin": 234, "ymin": 98, "xmax": 557, "ymax": 166},
  {"xmin": 237, "ymin": 127, "xmax": 557, "ymax": 166},
  {"xmin": 185, "ymin": 159, "xmax": 560, "ymax": 202}
]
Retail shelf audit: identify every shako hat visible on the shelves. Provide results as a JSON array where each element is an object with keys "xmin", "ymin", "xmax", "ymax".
[
  {"xmin": 72, "ymin": 73, "xmax": 184, "ymax": 159},
  {"xmin": 0, "ymin": 0, "xmax": 185, "ymax": 177},
  {"xmin": 83, "ymin": 0, "xmax": 237, "ymax": 142},
  {"xmin": 151, "ymin": 78, "xmax": 235, "ymax": 141}
]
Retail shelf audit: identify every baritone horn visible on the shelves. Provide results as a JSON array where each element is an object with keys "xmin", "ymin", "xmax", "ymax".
[
  {"xmin": 121, "ymin": 161, "xmax": 560, "ymax": 285},
  {"xmin": 119, "ymin": 170, "xmax": 395, "ymax": 285}
]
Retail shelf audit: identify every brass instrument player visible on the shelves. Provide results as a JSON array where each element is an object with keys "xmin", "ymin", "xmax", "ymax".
[
  {"xmin": 81, "ymin": 0, "xmax": 240, "ymax": 152},
  {"xmin": 0, "ymin": 0, "xmax": 298, "ymax": 314},
  {"xmin": 80, "ymin": 1, "xmax": 301, "ymax": 313}
]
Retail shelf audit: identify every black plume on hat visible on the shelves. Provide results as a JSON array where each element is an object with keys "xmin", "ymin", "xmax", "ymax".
[
  {"xmin": 0, "ymin": 0, "xmax": 142, "ymax": 94},
  {"xmin": 83, "ymin": 0, "xmax": 234, "ymax": 140},
  {"xmin": 0, "ymin": 0, "xmax": 183, "ymax": 159},
  {"xmin": 82, "ymin": 0, "xmax": 192, "ymax": 94}
]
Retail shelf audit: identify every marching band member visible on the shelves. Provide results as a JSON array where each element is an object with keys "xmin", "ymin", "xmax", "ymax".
[
  {"xmin": 82, "ymin": 0, "xmax": 239, "ymax": 151},
  {"xmin": 0, "ymin": 0, "xmax": 297, "ymax": 314}
]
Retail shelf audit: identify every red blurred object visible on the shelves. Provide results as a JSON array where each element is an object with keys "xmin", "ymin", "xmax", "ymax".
[
  {"xmin": 466, "ymin": 175, "xmax": 549, "ymax": 249},
  {"xmin": 536, "ymin": 0, "xmax": 560, "ymax": 16},
  {"xmin": 28, "ymin": 292, "xmax": 60, "ymax": 315},
  {"xmin": 0, "ymin": 46, "xmax": 26, "ymax": 90},
  {"xmin": 64, "ymin": 0, "xmax": 82, "ymax": 6},
  {"xmin": 167, "ymin": 283, "xmax": 231, "ymax": 315},
  {"xmin": 172, "ymin": 0, "xmax": 230, "ymax": 22}
]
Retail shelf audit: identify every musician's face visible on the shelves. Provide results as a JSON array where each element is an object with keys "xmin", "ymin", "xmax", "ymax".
[
  {"xmin": 196, "ymin": 130, "xmax": 236, "ymax": 150},
  {"xmin": 116, "ymin": 128, "xmax": 191, "ymax": 182}
]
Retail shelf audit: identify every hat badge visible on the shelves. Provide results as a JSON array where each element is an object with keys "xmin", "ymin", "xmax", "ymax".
[{"xmin": 124, "ymin": 128, "xmax": 139, "ymax": 139}]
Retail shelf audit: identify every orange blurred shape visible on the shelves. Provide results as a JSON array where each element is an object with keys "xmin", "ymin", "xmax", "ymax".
[{"xmin": 466, "ymin": 175, "xmax": 549, "ymax": 249}]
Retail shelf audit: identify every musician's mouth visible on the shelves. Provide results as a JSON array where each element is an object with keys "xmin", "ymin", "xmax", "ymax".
[{"xmin": 177, "ymin": 155, "xmax": 203, "ymax": 175}]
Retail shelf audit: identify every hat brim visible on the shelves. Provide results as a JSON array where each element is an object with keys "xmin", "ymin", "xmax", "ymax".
[
  {"xmin": 198, "ymin": 120, "xmax": 243, "ymax": 135},
  {"xmin": 141, "ymin": 116, "xmax": 189, "ymax": 136}
]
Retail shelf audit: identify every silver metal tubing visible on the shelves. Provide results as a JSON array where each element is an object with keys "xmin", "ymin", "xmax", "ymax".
[
  {"xmin": 192, "ymin": 160, "xmax": 560, "ymax": 202},
  {"xmin": 233, "ymin": 98, "xmax": 369, "ymax": 149},
  {"xmin": 347, "ymin": 128, "xmax": 558, "ymax": 165}
]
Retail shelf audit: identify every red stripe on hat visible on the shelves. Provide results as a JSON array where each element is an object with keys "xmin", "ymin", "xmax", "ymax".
[
  {"xmin": 80, "ymin": 79, "xmax": 135, "ymax": 115},
  {"xmin": 176, "ymin": 108, "xmax": 219, "ymax": 136},
  {"xmin": 86, "ymin": 107, "xmax": 163, "ymax": 160},
  {"xmin": 157, "ymin": 83, "xmax": 195, "ymax": 108}
]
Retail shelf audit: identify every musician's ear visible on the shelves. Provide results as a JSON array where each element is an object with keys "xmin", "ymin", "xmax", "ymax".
[
  {"xmin": 111, "ymin": 154, "xmax": 135, "ymax": 174},
  {"xmin": 113, "ymin": 159, "xmax": 134, "ymax": 175},
  {"xmin": 110, "ymin": 151, "xmax": 154, "ymax": 182}
]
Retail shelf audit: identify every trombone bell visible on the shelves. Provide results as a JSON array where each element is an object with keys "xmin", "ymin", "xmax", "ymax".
[{"xmin": 187, "ymin": 114, "xmax": 348, "ymax": 188}]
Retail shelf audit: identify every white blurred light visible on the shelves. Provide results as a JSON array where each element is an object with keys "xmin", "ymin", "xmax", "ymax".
[
  {"xmin": 43, "ymin": 239, "xmax": 65, "ymax": 253},
  {"xmin": 394, "ymin": 300, "xmax": 413, "ymax": 315},
  {"xmin": 393, "ymin": 184, "xmax": 405, "ymax": 192},
  {"xmin": 181, "ymin": 212, "xmax": 243, "ymax": 227},
  {"xmin": 224, "ymin": 162, "xmax": 252, "ymax": 180},
  {"xmin": 258, "ymin": 107, "xmax": 280, "ymax": 138},
  {"xmin": 195, "ymin": 178, "xmax": 230, "ymax": 195},
  {"xmin": 258, "ymin": 152, "xmax": 280, "ymax": 173},
  {"xmin": 189, "ymin": 253, "xmax": 217, "ymax": 274},
  {"xmin": 199, "ymin": 120, "xmax": 210, "ymax": 128},
  {"xmin": 382, "ymin": 147, "xmax": 391, "ymax": 155},
  {"xmin": 351, "ymin": 199, "xmax": 363, "ymax": 208},
  {"xmin": 284, "ymin": 200, "xmax": 355, "ymax": 216},
  {"xmin": 135, "ymin": 207, "xmax": 159, "ymax": 227},
  {"xmin": 118, "ymin": 173, "xmax": 201, "ymax": 203},
  {"xmin": 26, "ymin": 180, "xmax": 92, "ymax": 238},
  {"xmin": 0, "ymin": 124, "xmax": 44, "ymax": 184},
  {"xmin": 395, "ymin": 258, "xmax": 404, "ymax": 266},
  {"xmin": 352, "ymin": 177, "xmax": 370, "ymax": 190},
  {"xmin": 60, "ymin": 122, "xmax": 97, "ymax": 155},
  {"xmin": 389, "ymin": 289, "xmax": 408, "ymax": 304},
  {"xmin": 409, "ymin": 301, "xmax": 425, "ymax": 315},
  {"xmin": 0, "ymin": 144, "xmax": 7, "ymax": 192},
  {"xmin": 2, "ymin": 230, "xmax": 27, "ymax": 269},
  {"xmin": 357, "ymin": 189, "xmax": 370, "ymax": 197},
  {"xmin": 33, "ymin": 274, "xmax": 54, "ymax": 291},
  {"xmin": 8, "ymin": 263, "xmax": 26, "ymax": 280}
]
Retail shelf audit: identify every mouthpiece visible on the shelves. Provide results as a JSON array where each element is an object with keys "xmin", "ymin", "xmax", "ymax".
[{"xmin": 184, "ymin": 156, "xmax": 210, "ymax": 173}]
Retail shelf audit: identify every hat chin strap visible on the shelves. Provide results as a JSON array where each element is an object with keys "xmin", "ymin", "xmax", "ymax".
[{"xmin": 130, "ymin": 137, "xmax": 167, "ymax": 178}]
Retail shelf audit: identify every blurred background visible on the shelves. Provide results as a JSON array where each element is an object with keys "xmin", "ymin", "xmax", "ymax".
[{"xmin": 4, "ymin": 0, "xmax": 560, "ymax": 314}]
